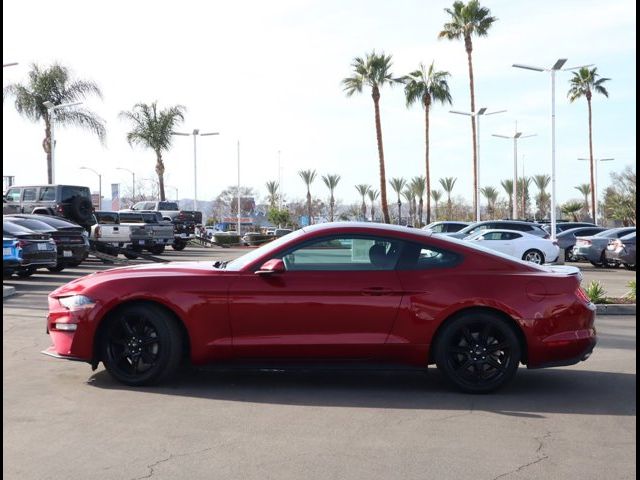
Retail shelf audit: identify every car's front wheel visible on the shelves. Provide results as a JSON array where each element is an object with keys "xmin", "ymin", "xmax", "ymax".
[
  {"xmin": 435, "ymin": 312, "xmax": 521, "ymax": 393},
  {"xmin": 101, "ymin": 304, "xmax": 183, "ymax": 386},
  {"xmin": 522, "ymin": 249, "xmax": 544, "ymax": 264}
]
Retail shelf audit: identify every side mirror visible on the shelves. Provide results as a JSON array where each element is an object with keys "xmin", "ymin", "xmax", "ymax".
[{"xmin": 256, "ymin": 258, "xmax": 286, "ymax": 275}]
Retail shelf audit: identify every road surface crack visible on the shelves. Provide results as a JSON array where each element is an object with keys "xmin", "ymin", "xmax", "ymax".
[{"xmin": 492, "ymin": 431, "xmax": 552, "ymax": 480}]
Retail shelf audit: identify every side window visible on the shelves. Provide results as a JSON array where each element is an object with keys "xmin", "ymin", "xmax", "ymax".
[
  {"xmin": 22, "ymin": 188, "xmax": 37, "ymax": 202},
  {"xmin": 398, "ymin": 242, "xmax": 461, "ymax": 270},
  {"xmin": 39, "ymin": 187, "xmax": 56, "ymax": 201},
  {"xmin": 6, "ymin": 188, "xmax": 21, "ymax": 202},
  {"xmin": 483, "ymin": 232, "xmax": 502, "ymax": 241},
  {"xmin": 429, "ymin": 224, "xmax": 444, "ymax": 233},
  {"xmin": 505, "ymin": 232, "xmax": 522, "ymax": 240},
  {"xmin": 279, "ymin": 235, "xmax": 402, "ymax": 271}
]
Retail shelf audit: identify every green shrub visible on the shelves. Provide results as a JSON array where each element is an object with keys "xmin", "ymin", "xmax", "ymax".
[
  {"xmin": 626, "ymin": 280, "xmax": 636, "ymax": 301},
  {"xmin": 213, "ymin": 233, "xmax": 240, "ymax": 246},
  {"xmin": 584, "ymin": 281, "xmax": 607, "ymax": 304}
]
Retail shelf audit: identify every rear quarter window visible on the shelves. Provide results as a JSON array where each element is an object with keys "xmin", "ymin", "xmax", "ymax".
[{"xmin": 398, "ymin": 242, "xmax": 462, "ymax": 270}]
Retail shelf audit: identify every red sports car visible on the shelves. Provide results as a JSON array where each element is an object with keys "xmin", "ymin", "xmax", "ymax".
[{"xmin": 43, "ymin": 223, "xmax": 596, "ymax": 393}]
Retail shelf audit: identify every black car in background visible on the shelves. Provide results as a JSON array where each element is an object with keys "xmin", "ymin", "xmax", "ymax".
[
  {"xmin": 541, "ymin": 221, "xmax": 598, "ymax": 235},
  {"xmin": 3, "ymin": 216, "xmax": 88, "ymax": 272},
  {"xmin": 3, "ymin": 220, "xmax": 57, "ymax": 278},
  {"xmin": 423, "ymin": 221, "xmax": 470, "ymax": 233}
]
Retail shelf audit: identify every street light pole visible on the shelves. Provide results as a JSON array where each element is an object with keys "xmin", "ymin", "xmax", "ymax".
[
  {"xmin": 513, "ymin": 59, "xmax": 592, "ymax": 239},
  {"xmin": 43, "ymin": 100, "xmax": 83, "ymax": 183},
  {"xmin": 80, "ymin": 166, "xmax": 102, "ymax": 210},
  {"xmin": 237, "ymin": 140, "xmax": 241, "ymax": 235},
  {"xmin": 116, "ymin": 167, "xmax": 136, "ymax": 203},
  {"xmin": 450, "ymin": 107, "xmax": 506, "ymax": 221},
  {"xmin": 578, "ymin": 157, "xmax": 614, "ymax": 223}
]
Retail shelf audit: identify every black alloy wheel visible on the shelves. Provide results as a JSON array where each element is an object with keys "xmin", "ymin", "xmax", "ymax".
[
  {"xmin": 101, "ymin": 304, "xmax": 182, "ymax": 386},
  {"xmin": 435, "ymin": 312, "xmax": 521, "ymax": 393}
]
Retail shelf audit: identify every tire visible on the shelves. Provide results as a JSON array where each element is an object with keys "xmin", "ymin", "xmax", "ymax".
[
  {"xmin": 435, "ymin": 312, "xmax": 522, "ymax": 393},
  {"xmin": 16, "ymin": 268, "xmax": 35, "ymax": 278},
  {"xmin": 66, "ymin": 260, "xmax": 83, "ymax": 267},
  {"xmin": 522, "ymin": 249, "xmax": 545, "ymax": 265},
  {"xmin": 600, "ymin": 251, "xmax": 619, "ymax": 269},
  {"xmin": 172, "ymin": 239, "xmax": 187, "ymax": 251},
  {"xmin": 123, "ymin": 245, "xmax": 143, "ymax": 260},
  {"xmin": 123, "ymin": 251, "xmax": 139, "ymax": 260},
  {"xmin": 3, "ymin": 269, "xmax": 14, "ymax": 278},
  {"xmin": 101, "ymin": 304, "xmax": 183, "ymax": 386},
  {"xmin": 148, "ymin": 245, "xmax": 165, "ymax": 255},
  {"xmin": 564, "ymin": 249, "xmax": 576, "ymax": 263},
  {"xmin": 47, "ymin": 265, "xmax": 65, "ymax": 273},
  {"xmin": 70, "ymin": 196, "xmax": 94, "ymax": 224}
]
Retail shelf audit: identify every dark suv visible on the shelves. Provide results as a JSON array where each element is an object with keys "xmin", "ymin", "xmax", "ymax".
[{"xmin": 3, "ymin": 185, "xmax": 95, "ymax": 229}]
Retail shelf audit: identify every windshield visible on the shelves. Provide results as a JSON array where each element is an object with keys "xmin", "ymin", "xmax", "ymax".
[{"xmin": 225, "ymin": 228, "xmax": 305, "ymax": 271}]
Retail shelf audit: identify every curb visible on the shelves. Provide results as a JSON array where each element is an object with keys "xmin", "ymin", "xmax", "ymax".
[
  {"xmin": 3, "ymin": 286, "xmax": 16, "ymax": 299},
  {"xmin": 596, "ymin": 303, "xmax": 636, "ymax": 315}
]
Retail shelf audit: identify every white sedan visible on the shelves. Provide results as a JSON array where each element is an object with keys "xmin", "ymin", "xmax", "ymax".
[{"xmin": 465, "ymin": 229, "xmax": 559, "ymax": 264}]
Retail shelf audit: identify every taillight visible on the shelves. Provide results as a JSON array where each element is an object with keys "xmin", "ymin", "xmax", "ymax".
[
  {"xmin": 576, "ymin": 287, "xmax": 591, "ymax": 304},
  {"xmin": 95, "ymin": 226, "xmax": 101, "ymax": 239},
  {"xmin": 56, "ymin": 204, "xmax": 65, "ymax": 214},
  {"xmin": 17, "ymin": 240, "xmax": 28, "ymax": 248}
]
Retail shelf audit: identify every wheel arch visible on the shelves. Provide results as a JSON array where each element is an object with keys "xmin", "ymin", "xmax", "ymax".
[{"xmin": 428, "ymin": 306, "xmax": 528, "ymax": 365}]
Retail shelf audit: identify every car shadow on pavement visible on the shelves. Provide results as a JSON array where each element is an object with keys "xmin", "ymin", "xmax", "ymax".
[{"xmin": 87, "ymin": 367, "xmax": 636, "ymax": 417}]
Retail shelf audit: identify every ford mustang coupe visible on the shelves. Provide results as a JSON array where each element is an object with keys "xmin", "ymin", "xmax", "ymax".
[{"xmin": 43, "ymin": 223, "xmax": 596, "ymax": 393}]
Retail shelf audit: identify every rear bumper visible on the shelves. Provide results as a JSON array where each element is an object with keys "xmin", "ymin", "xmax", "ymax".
[{"xmin": 527, "ymin": 336, "xmax": 596, "ymax": 369}]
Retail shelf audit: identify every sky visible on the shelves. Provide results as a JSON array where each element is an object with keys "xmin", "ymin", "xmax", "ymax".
[{"xmin": 2, "ymin": 0, "xmax": 636, "ymax": 209}]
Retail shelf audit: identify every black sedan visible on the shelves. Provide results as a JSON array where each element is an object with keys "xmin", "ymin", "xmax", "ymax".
[{"xmin": 3, "ymin": 220, "xmax": 57, "ymax": 278}]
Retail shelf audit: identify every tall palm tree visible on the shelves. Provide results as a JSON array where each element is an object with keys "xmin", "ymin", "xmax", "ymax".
[
  {"xmin": 500, "ymin": 179, "xmax": 514, "ymax": 218},
  {"xmin": 517, "ymin": 176, "xmax": 532, "ymax": 219},
  {"xmin": 265, "ymin": 180, "xmax": 279, "ymax": 209},
  {"xmin": 532, "ymin": 174, "xmax": 551, "ymax": 219},
  {"xmin": 438, "ymin": 1, "xmax": 497, "ymax": 217},
  {"xmin": 298, "ymin": 169, "xmax": 317, "ymax": 224},
  {"xmin": 355, "ymin": 184, "xmax": 371, "ymax": 220},
  {"xmin": 119, "ymin": 102, "xmax": 186, "ymax": 201},
  {"xmin": 480, "ymin": 186, "xmax": 499, "ymax": 218},
  {"xmin": 561, "ymin": 201, "xmax": 584, "ymax": 222},
  {"xmin": 575, "ymin": 183, "xmax": 592, "ymax": 219},
  {"xmin": 322, "ymin": 174, "xmax": 341, "ymax": 222},
  {"xmin": 389, "ymin": 177, "xmax": 407, "ymax": 224},
  {"xmin": 403, "ymin": 62, "xmax": 452, "ymax": 225},
  {"xmin": 343, "ymin": 51, "xmax": 401, "ymax": 223},
  {"xmin": 439, "ymin": 177, "xmax": 457, "ymax": 219},
  {"xmin": 411, "ymin": 176, "xmax": 426, "ymax": 227},
  {"xmin": 367, "ymin": 189, "xmax": 380, "ymax": 221},
  {"xmin": 4, "ymin": 63, "xmax": 106, "ymax": 183},
  {"xmin": 568, "ymin": 67, "xmax": 610, "ymax": 221},
  {"xmin": 431, "ymin": 190, "xmax": 443, "ymax": 221},
  {"xmin": 402, "ymin": 188, "xmax": 416, "ymax": 226}
]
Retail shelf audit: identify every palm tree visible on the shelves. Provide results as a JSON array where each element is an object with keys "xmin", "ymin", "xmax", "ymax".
[
  {"xmin": 561, "ymin": 201, "xmax": 584, "ymax": 222},
  {"xmin": 355, "ymin": 184, "xmax": 371, "ymax": 220},
  {"xmin": 411, "ymin": 176, "xmax": 426, "ymax": 227},
  {"xmin": 403, "ymin": 62, "xmax": 452, "ymax": 225},
  {"xmin": 3, "ymin": 63, "xmax": 106, "ymax": 183},
  {"xmin": 438, "ymin": 1, "xmax": 497, "ymax": 217},
  {"xmin": 480, "ymin": 186, "xmax": 499, "ymax": 218},
  {"xmin": 439, "ymin": 177, "xmax": 457, "ymax": 219},
  {"xmin": 389, "ymin": 177, "xmax": 407, "ymax": 224},
  {"xmin": 119, "ymin": 102, "xmax": 186, "ymax": 201},
  {"xmin": 532, "ymin": 174, "xmax": 551, "ymax": 219},
  {"xmin": 568, "ymin": 67, "xmax": 610, "ymax": 221},
  {"xmin": 265, "ymin": 180, "xmax": 279, "ymax": 209},
  {"xmin": 343, "ymin": 51, "xmax": 401, "ymax": 223},
  {"xmin": 298, "ymin": 169, "xmax": 317, "ymax": 223},
  {"xmin": 431, "ymin": 190, "xmax": 443, "ymax": 221},
  {"xmin": 517, "ymin": 176, "xmax": 532, "ymax": 219},
  {"xmin": 575, "ymin": 183, "xmax": 592, "ymax": 220},
  {"xmin": 322, "ymin": 174, "xmax": 341, "ymax": 222},
  {"xmin": 500, "ymin": 179, "xmax": 514, "ymax": 218},
  {"xmin": 402, "ymin": 188, "xmax": 415, "ymax": 226},
  {"xmin": 367, "ymin": 189, "xmax": 380, "ymax": 221}
]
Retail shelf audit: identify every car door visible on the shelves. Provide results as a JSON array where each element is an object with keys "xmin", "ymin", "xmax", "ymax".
[
  {"xmin": 228, "ymin": 234, "xmax": 405, "ymax": 359},
  {"xmin": 21, "ymin": 187, "xmax": 39, "ymax": 214},
  {"xmin": 477, "ymin": 231, "xmax": 512, "ymax": 255},
  {"xmin": 3, "ymin": 187, "xmax": 22, "ymax": 214}
]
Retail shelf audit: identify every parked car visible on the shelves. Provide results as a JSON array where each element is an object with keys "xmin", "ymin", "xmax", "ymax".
[
  {"xmin": 465, "ymin": 229, "xmax": 559, "ymax": 264},
  {"xmin": 4, "ymin": 216, "xmax": 88, "ymax": 272},
  {"xmin": 572, "ymin": 227, "xmax": 636, "ymax": 267},
  {"xmin": 443, "ymin": 220, "xmax": 550, "ymax": 240},
  {"xmin": 3, "ymin": 184, "xmax": 95, "ymax": 229},
  {"xmin": 423, "ymin": 221, "xmax": 470, "ymax": 233},
  {"xmin": 3, "ymin": 220, "xmax": 57, "ymax": 277},
  {"xmin": 556, "ymin": 226, "xmax": 607, "ymax": 262},
  {"xmin": 605, "ymin": 232, "xmax": 636, "ymax": 270},
  {"xmin": 541, "ymin": 222, "xmax": 597, "ymax": 234},
  {"xmin": 125, "ymin": 201, "xmax": 202, "ymax": 250},
  {"xmin": 43, "ymin": 222, "xmax": 595, "ymax": 393}
]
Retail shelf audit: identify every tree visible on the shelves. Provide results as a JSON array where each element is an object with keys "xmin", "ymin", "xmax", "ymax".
[
  {"xmin": 367, "ymin": 189, "xmax": 380, "ymax": 221},
  {"xmin": 322, "ymin": 174, "xmax": 341, "ymax": 222},
  {"xmin": 500, "ymin": 179, "xmax": 514, "ymax": 218},
  {"xmin": 3, "ymin": 63, "xmax": 106, "ymax": 183},
  {"xmin": 402, "ymin": 188, "xmax": 415, "ymax": 225},
  {"xmin": 439, "ymin": 177, "xmax": 457, "ymax": 219},
  {"xmin": 265, "ymin": 181, "xmax": 279, "ymax": 209},
  {"xmin": 298, "ymin": 169, "xmax": 317, "ymax": 224},
  {"xmin": 411, "ymin": 176, "xmax": 426, "ymax": 227},
  {"xmin": 343, "ymin": 51, "xmax": 401, "ymax": 223},
  {"xmin": 561, "ymin": 201, "xmax": 583, "ymax": 222},
  {"xmin": 355, "ymin": 184, "xmax": 371, "ymax": 220},
  {"xmin": 389, "ymin": 177, "xmax": 407, "ymax": 224},
  {"xmin": 517, "ymin": 176, "xmax": 532, "ymax": 218},
  {"xmin": 267, "ymin": 207, "xmax": 291, "ymax": 228},
  {"xmin": 438, "ymin": 1, "xmax": 497, "ymax": 217},
  {"xmin": 480, "ymin": 186, "xmax": 499, "ymax": 218},
  {"xmin": 119, "ymin": 102, "xmax": 186, "ymax": 201},
  {"xmin": 602, "ymin": 166, "xmax": 636, "ymax": 225},
  {"xmin": 431, "ymin": 189, "xmax": 443, "ymax": 221},
  {"xmin": 532, "ymin": 174, "xmax": 551, "ymax": 219},
  {"xmin": 568, "ymin": 67, "xmax": 611, "ymax": 221},
  {"xmin": 575, "ymin": 183, "xmax": 592, "ymax": 220},
  {"xmin": 403, "ymin": 62, "xmax": 452, "ymax": 225}
]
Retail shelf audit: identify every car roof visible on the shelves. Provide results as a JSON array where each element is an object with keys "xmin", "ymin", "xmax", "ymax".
[
  {"xmin": 301, "ymin": 221, "xmax": 434, "ymax": 238},
  {"xmin": 7, "ymin": 214, "xmax": 81, "ymax": 228},
  {"xmin": 557, "ymin": 226, "xmax": 606, "ymax": 236},
  {"xmin": 471, "ymin": 229, "xmax": 538, "ymax": 237}
]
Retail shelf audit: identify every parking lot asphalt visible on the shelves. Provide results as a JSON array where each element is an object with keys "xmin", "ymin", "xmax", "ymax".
[{"xmin": 3, "ymin": 246, "xmax": 637, "ymax": 480}]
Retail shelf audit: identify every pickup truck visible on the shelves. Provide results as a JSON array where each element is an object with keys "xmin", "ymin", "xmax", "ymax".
[
  {"xmin": 127, "ymin": 201, "xmax": 202, "ymax": 250},
  {"xmin": 119, "ymin": 211, "xmax": 174, "ymax": 255}
]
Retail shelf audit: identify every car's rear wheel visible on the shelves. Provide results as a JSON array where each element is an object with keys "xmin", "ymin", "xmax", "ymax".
[
  {"xmin": 123, "ymin": 246, "xmax": 143, "ymax": 260},
  {"xmin": 47, "ymin": 265, "xmax": 65, "ymax": 273},
  {"xmin": 101, "ymin": 304, "xmax": 183, "ymax": 386},
  {"xmin": 522, "ymin": 249, "xmax": 544, "ymax": 264},
  {"xmin": 148, "ymin": 245, "xmax": 165, "ymax": 255},
  {"xmin": 16, "ymin": 268, "xmax": 36, "ymax": 278},
  {"xmin": 435, "ymin": 312, "xmax": 521, "ymax": 393},
  {"xmin": 172, "ymin": 239, "xmax": 187, "ymax": 251}
]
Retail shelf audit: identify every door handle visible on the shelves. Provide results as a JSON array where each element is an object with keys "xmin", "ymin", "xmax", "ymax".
[{"xmin": 361, "ymin": 287, "xmax": 394, "ymax": 296}]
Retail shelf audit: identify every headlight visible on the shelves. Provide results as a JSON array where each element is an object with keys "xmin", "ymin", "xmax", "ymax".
[{"xmin": 58, "ymin": 295, "xmax": 96, "ymax": 310}]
